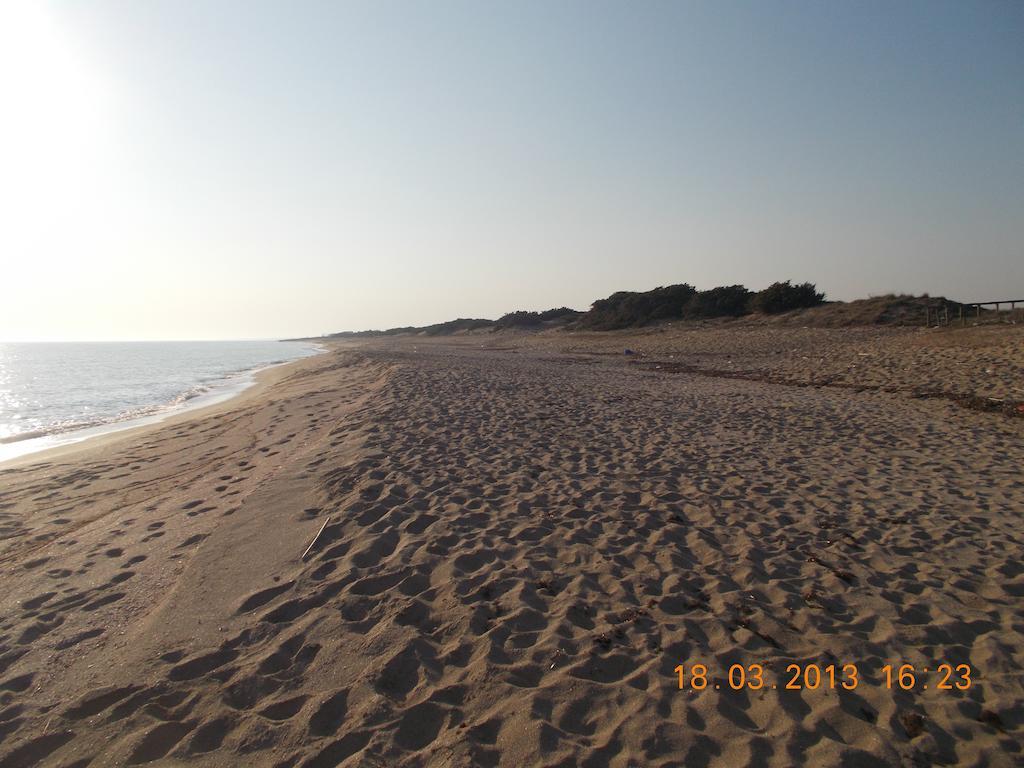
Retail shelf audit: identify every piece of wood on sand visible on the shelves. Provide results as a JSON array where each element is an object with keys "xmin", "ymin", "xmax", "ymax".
[{"xmin": 301, "ymin": 516, "xmax": 331, "ymax": 561}]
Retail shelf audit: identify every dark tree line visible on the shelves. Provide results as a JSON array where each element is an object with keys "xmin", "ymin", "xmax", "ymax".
[
  {"xmin": 327, "ymin": 281, "xmax": 825, "ymax": 337},
  {"xmin": 577, "ymin": 281, "xmax": 824, "ymax": 330}
]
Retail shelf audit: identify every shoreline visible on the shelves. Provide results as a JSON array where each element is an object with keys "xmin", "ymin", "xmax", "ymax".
[{"xmin": 0, "ymin": 344, "xmax": 332, "ymax": 469}]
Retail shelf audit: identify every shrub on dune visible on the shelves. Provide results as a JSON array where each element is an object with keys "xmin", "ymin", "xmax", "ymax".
[{"xmin": 749, "ymin": 281, "xmax": 825, "ymax": 314}]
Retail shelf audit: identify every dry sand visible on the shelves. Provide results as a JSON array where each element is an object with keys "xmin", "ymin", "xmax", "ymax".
[{"xmin": 0, "ymin": 326, "xmax": 1022, "ymax": 767}]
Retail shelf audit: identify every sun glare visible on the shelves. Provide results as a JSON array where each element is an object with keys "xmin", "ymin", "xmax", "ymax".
[{"xmin": 0, "ymin": 1, "xmax": 112, "ymax": 285}]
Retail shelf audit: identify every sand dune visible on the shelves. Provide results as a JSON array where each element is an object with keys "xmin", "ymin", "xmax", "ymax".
[{"xmin": 0, "ymin": 329, "xmax": 1022, "ymax": 766}]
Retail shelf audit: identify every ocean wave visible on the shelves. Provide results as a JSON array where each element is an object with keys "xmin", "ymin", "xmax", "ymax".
[
  {"xmin": 0, "ymin": 391, "xmax": 201, "ymax": 445},
  {"xmin": 0, "ymin": 341, "xmax": 321, "ymax": 458},
  {"xmin": 0, "ymin": 417, "xmax": 110, "ymax": 444},
  {"xmin": 168, "ymin": 385, "xmax": 211, "ymax": 406}
]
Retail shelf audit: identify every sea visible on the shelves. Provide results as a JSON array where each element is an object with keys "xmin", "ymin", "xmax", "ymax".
[{"xmin": 0, "ymin": 340, "xmax": 323, "ymax": 463}]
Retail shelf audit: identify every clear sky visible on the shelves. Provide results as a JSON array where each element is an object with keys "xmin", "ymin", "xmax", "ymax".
[{"xmin": 1, "ymin": 0, "xmax": 1021, "ymax": 340}]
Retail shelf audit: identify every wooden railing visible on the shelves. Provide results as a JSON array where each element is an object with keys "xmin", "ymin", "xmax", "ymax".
[{"xmin": 926, "ymin": 300, "xmax": 1024, "ymax": 327}]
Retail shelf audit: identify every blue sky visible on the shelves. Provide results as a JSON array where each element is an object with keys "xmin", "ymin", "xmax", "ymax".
[{"xmin": 1, "ymin": 1, "xmax": 1021, "ymax": 339}]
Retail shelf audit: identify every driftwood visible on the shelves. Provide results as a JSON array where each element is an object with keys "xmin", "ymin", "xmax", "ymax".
[{"xmin": 301, "ymin": 517, "xmax": 331, "ymax": 561}]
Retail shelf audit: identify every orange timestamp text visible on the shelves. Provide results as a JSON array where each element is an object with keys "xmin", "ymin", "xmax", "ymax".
[{"xmin": 674, "ymin": 662, "xmax": 973, "ymax": 692}]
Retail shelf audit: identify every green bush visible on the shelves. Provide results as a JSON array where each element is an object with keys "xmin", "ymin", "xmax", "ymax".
[
  {"xmin": 581, "ymin": 284, "xmax": 697, "ymax": 329},
  {"xmin": 538, "ymin": 307, "xmax": 581, "ymax": 322},
  {"xmin": 749, "ymin": 281, "xmax": 825, "ymax": 314},
  {"xmin": 422, "ymin": 318, "xmax": 494, "ymax": 335},
  {"xmin": 495, "ymin": 311, "xmax": 541, "ymax": 328},
  {"xmin": 494, "ymin": 307, "xmax": 581, "ymax": 329},
  {"xmin": 684, "ymin": 285, "xmax": 752, "ymax": 318}
]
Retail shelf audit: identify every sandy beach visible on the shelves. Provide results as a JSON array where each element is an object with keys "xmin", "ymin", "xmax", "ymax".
[{"xmin": 1, "ymin": 325, "xmax": 1022, "ymax": 767}]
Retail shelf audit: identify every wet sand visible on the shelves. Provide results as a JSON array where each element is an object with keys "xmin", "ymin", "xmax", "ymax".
[{"xmin": 0, "ymin": 327, "xmax": 1022, "ymax": 767}]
